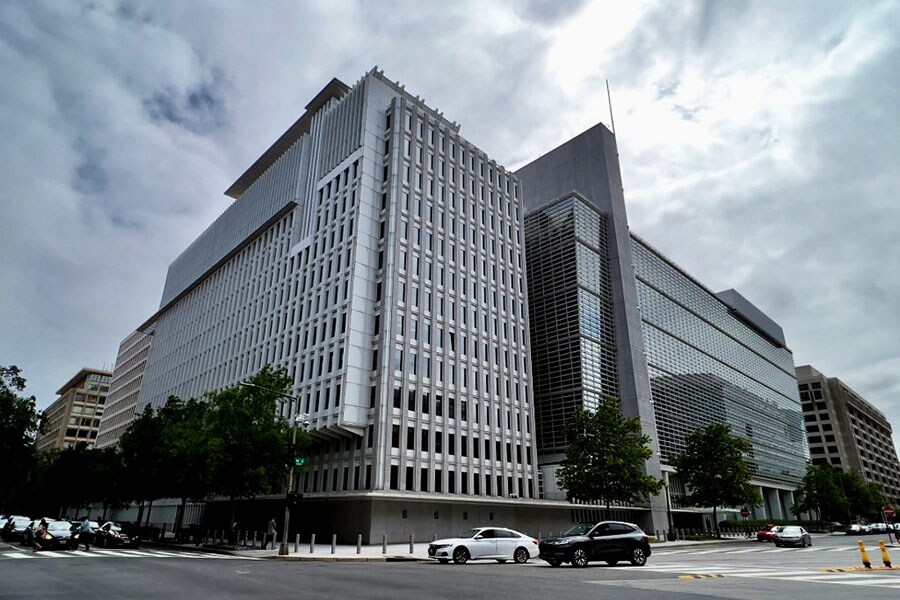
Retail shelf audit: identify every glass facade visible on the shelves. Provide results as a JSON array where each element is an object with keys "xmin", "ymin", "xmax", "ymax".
[
  {"xmin": 525, "ymin": 196, "xmax": 618, "ymax": 455},
  {"xmin": 631, "ymin": 236, "xmax": 808, "ymax": 486}
]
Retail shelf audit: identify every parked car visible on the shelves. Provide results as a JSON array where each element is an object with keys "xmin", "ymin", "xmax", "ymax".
[
  {"xmin": 1, "ymin": 516, "xmax": 33, "ymax": 543},
  {"xmin": 756, "ymin": 524, "xmax": 782, "ymax": 542},
  {"xmin": 428, "ymin": 527, "xmax": 538, "ymax": 564},
  {"xmin": 774, "ymin": 525, "xmax": 812, "ymax": 547},
  {"xmin": 34, "ymin": 521, "xmax": 78, "ymax": 551},
  {"xmin": 95, "ymin": 522, "xmax": 141, "ymax": 548},
  {"xmin": 538, "ymin": 521, "xmax": 651, "ymax": 568}
]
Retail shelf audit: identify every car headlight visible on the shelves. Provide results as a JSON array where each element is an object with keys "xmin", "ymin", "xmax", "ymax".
[
  {"xmin": 44, "ymin": 534, "xmax": 53, "ymax": 540},
  {"xmin": 554, "ymin": 538, "xmax": 574, "ymax": 545},
  {"xmin": 431, "ymin": 544, "xmax": 451, "ymax": 549},
  {"xmin": 73, "ymin": 534, "xmax": 80, "ymax": 539}
]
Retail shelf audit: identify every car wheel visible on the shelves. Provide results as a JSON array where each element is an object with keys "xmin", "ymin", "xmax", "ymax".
[
  {"xmin": 630, "ymin": 547, "xmax": 648, "ymax": 566},
  {"xmin": 546, "ymin": 559, "xmax": 562, "ymax": 567},
  {"xmin": 605, "ymin": 560, "xmax": 619, "ymax": 566},
  {"xmin": 513, "ymin": 547, "xmax": 529, "ymax": 564},
  {"xmin": 438, "ymin": 559, "xmax": 450, "ymax": 564},
  {"xmin": 570, "ymin": 547, "xmax": 589, "ymax": 568},
  {"xmin": 452, "ymin": 547, "xmax": 470, "ymax": 565},
  {"xmin": 774, "ymin": 542, "xmax": 782, "ymax": 547}
]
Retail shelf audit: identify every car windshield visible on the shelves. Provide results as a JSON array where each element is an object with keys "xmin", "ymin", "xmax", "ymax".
[
  {"xmin": 563, "ymin": 523, "xmax": 594, "ymax": 536},
  {"xmin": 47, "ymin": 522, "xmax": 70, "ymax": 532},
  {"xmin": 106, "ymin": 523, "xmax": 123, "ymax": 531},
  {"xmin": 455, "ymin": 528, "xmax": 483, "ymax": 539},
  {"xmin": 781, "ymin": 527, "xmax": 801, "ymax": 534},
  {"xmin": 13, "ymin": 518, "xmax": 31, "ymax": 527}
]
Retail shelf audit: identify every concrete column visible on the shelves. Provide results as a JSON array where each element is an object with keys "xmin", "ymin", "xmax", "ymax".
[
  {"xmin": 752, "ymin": 486, "xmax": 768, "ymax": 520},
  {"xmin": 766, "ymin": 488, "xmax": 783, "ymax": 519}
]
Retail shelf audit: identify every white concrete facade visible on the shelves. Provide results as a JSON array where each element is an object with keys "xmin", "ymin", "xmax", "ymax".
[
  {"xmin": 96, "ymin": 330, "xmax": 152, "ymax": 448},
  {"xmin": 136, "ymin": 69, "xmax": 539, "ymax": 507}
]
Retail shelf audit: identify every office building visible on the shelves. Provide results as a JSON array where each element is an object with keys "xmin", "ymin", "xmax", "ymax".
[
  {"xmin": 36, "ymin": 368, "xmax": 111, "ymax": 452},
  {"xmin": 135, "ymin": 69, "xmax": 543, "ymax": 541},
  {"xmin": 520, "ymin": 124, "xmax": 807, "ymax": 531},
  {"xmin": 796, "ymin": 365, "xmax": 900, "ymax": 504},
  {"xmin": 95, "ymin": 330, "xmax": 153, "ymax": 448}
]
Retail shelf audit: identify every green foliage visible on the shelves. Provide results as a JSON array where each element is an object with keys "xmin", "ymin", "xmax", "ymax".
[
  {"xmin": 671, "ymin": 423, "xmax": 761, "ymax": 537},
  {"xmin": 205, "ymin": 365, "xmax": 311, "ymax": 501},
  {"xmin": 0, "ymin": 365, "xmax": 41, "ymax": 511},
  {"xmin": 791, "ymin": 464, "xmax": 885, "ymax": 523},
  {"xmin": 556, "ymin": 398, "xmax": 663, "ymax": 515}
]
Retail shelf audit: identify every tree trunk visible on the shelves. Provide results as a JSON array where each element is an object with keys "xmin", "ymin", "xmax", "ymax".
[
  {"xmin": 102, "ymin": 502, "xmax": 109, "ymax": 522},
  {"xmin": 145, "ymin": 500, "xmax": 153, "ymax": 527},
  {"xmin": 713, "ymin": 506, "xmax": 719, "ymax": 539},
  {"xmin": 605, "ymin": 499, "xmax": 611, "ymax": 521},
  {"xmin": 136, "ymin": 500, "xmax": 145, "ymax": 526}
]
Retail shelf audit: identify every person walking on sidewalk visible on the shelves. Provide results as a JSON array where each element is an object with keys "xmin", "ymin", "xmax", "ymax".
[{"xmin": 263, "ymin": 517, "xmax": 277, "ymax": 549}]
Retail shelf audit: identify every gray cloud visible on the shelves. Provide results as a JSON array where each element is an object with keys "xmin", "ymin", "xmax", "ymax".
[{"xmin": 2, "ymin": 0, "xmax": 899, "ymax": 453}]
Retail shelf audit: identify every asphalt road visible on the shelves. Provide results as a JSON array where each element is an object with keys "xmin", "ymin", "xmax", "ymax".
[{"xmin": 2, "ymin": 534, "xmax": 898, "ymax": 600}]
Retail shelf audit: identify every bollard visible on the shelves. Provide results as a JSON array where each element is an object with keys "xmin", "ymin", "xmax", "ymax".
[
  {"xmin": 858, "ymin": 540, "xmax": 872, "ymax": 569},
  {"xmin": 655, "ymin": 530, "xmax": 660, "ymax": 541},
  {"xmin": 205, "ymin": 530, "xmax": 210, "ymax": 544},
  {"xmin": 252, "ymin": 531, "xmax": 258, "ymax": 548},
  {"xmin": 294, "ymin": 533, "xmax": 300, "ymax": 554},
  {"xmin": 310, "ymin": 533, "xmax": 316, "ymax": 553},
  {"xmin": 357, "ymin": 534, "xmax": 362, "ymax": 555},
  {"xmin": 432, "ymin": 533, "xmax": 437, "ymax": 541},
  {"xmin": 331, "ymin": 534, "xmax": 337, "ymax": 554},
  {"xmin": 878, "ymin": 540, "xmax": 892, "ymax": 567},
  {"xmin": 382, "ymin": 533, "xmax": 387, "ymax": 554},
  {"xmin": 409, "ymin": 533, "xmax": 414, "ymax": 554}
]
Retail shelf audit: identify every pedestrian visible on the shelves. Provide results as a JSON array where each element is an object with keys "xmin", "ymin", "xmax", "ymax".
[
  {"xmin": 79, "ymin": 516, "xmax": 94, "ymax": 551},
  {"xmin": 32, "ymin": 520, "xmax": 47, "ymax": 552},
  {"xmin": 264, "ymin": 517, "xmax": 277, "ymax": 549}
]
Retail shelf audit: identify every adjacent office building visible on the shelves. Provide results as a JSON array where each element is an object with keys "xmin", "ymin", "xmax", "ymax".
[
  {"xmin": 95, "ymin": 330, "xmax": 153, "ymax": 448},
  {"xmin": 519, "ymin": 124, "xmax": 807, "ymax": 531},
  {"xmin": 135, "ymin": 69, "xmax": 542, "ymax": 541},
  {"xmin": 796, "ymin": 365, "xmax": 900, "ymax": 504},
  {"xmin": 36, "ymin": 368, "xmax": 112, "ymax": 452}
]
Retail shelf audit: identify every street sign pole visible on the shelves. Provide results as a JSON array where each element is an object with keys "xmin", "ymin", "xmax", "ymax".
[{"xmin": 883, "ymin": 506, "xmax": 896, "ymax": 544}]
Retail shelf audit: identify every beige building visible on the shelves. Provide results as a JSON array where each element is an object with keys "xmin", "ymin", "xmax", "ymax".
[
  {"xmin": 95, "ymin": 331, "xmax": 153, "ymax": 448},
  {"xmin": 36, "ymin": 367, "xmax": 112, "ymax": 452},
  {"xmin": 797, "ymin": 364, "xmax": 900, "ymax": 504}
]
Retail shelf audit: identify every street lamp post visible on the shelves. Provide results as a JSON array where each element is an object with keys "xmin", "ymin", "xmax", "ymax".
[{"xmin": 239, "ymin": 382, "xmax": 309, "ymax": 556}]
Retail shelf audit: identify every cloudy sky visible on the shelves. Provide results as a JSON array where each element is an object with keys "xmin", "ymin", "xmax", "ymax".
[{"xmin": 2, "ymin": 0, "xmax": 898, "ymax": 450}]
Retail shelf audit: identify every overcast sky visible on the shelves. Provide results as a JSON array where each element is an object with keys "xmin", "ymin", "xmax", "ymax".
[{"xmin": 2, "ymin": 0, "xmax": 898, "ymax": 451}]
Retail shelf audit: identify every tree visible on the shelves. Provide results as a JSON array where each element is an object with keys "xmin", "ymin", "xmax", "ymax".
[
  {"xmin": 791, "ymin": 464, "xmax": 847, "ymax": 528},
  {"xmin": 671, "ymin": 423, "xmax": 762, "ymax": 538},
  {"xmin": 205, "ymin": 366, "xmax": 311, "ymax": 522},
  {"xmin": 556, "ymin": 398, "xmax": 663, "ymax": 519},
  {"xmin": 839, "ymin": 470, "xmax": 884, "ymax": 521},
  {"xmin": 158, "ymin": 396, "xmax": 215, "ymax": 534},
  {"xmin": 0, "ymin": 365, "xmax": 41, "ymax": 512},
  {"xmin": 119, "ymin": 405, "xmax": 169, "ymax": 525}
]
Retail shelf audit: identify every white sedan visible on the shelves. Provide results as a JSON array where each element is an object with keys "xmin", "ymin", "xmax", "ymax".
[{"xmin": 427, "ymin": 527, "xmax": 539, "ymax": 564}]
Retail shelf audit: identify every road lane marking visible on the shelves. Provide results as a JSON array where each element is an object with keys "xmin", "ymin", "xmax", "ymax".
[{"xmin": 3, "ymin": 552, "xmax": 33, "ymax": 559}]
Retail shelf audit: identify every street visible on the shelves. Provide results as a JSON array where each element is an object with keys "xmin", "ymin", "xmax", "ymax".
[{"xmin": 2, "ymin": 534, "xmax": 899, "ymax": 599}]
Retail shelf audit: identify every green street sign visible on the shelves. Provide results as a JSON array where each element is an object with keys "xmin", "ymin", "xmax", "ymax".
[{"xmin": 294, "ymin": 457, "xmax": 306, "ymax": 467}]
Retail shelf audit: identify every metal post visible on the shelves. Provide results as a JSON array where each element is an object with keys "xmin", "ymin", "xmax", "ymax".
[
  {"xmin": 252, "ymin": 531, "xmax": 257, "ymax": 548},
  {"xmin": 357, "ymin": 534, "xmax": 362, "ymax": 554},
  {"xmin": 331, "ymin": 534, "xmax": 337, "ymax": 554},
  {"xmin": 409, "ymin": 533, "xmax": 414, "ymax": 554},
  {"xmin": 294, "ymin": 533, "xmax": 300, "ymax": 554},
  {"xmin": 382, "ymin": 533, "xmax": 387, "ymax": 554},
  {"xmin": 310, "ymin": 533, "xmax": 316, "ymax": 553}
]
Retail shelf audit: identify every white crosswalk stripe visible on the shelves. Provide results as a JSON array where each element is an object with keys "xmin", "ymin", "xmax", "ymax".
[
  {"xmin": 630, "ymin": 564, "xmax": 900, "ymax": 589},
  {"xmin": 0, "ymin": 549, "xmax": 259, "ymax": 561}
]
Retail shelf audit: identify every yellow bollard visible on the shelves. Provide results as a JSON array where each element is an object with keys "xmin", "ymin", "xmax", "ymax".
[
  {"xmin": 858, "ymin": 540, "xmax": 872, "ymax": 569},
  {"xmin": 878, "ymin": 540, "xmax": 892, "ymax": 568}
]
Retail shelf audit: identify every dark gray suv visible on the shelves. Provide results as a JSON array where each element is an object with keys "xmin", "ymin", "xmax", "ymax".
[{"xmin": 538, "ymin": 521, "xmax": 651, "ymax": 567}]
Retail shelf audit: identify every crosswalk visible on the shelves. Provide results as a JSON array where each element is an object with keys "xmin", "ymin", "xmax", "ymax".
[
  {"xmin": 612, "ymin": 563, "xmax": 900, "ymax": 589},
  {"xmin": 0, "ymin": 548, "xmax": 259, "ymax": 561},
  {"xmin": 656, "ymin": 545, "xmax": 860, "ymax": 555}
]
